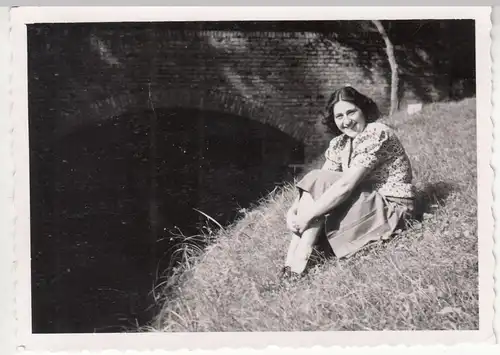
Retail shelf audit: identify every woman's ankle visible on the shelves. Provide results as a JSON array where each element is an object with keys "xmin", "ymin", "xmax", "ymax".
[
  {"xmin": 289, "ymin": 260, "xmax": 307, "ymax": 275},
  {"xmin": 279, "ymin": 266, "xmax": 292, "ymax": 278}
]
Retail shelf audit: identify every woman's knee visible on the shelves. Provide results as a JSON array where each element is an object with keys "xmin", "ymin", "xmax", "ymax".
[{"xmin": 297, "ymin": 192, "xmax": 315, "ymax": 215}]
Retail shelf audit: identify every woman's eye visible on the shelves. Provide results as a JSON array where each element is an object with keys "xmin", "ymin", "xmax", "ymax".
[{"xmin": 347, "ymin": 110, "xmax": 356, "ymax": 116}]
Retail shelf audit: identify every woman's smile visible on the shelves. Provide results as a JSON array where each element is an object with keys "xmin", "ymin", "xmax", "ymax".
[
  {"xmin": 342, "ymin": 121, "xmax": 359, "ymax": 136},
  {"xmin": 342, "ymin": 118, "xmax": 356, "ymax": 129}
]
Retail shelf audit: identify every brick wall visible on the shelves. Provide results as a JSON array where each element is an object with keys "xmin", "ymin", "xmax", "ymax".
[{"xmin": 28, "ymin": 23, "xmax": 462, "ymax": 161}]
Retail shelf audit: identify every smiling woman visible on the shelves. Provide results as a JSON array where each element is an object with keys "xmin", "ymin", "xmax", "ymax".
[
  {"xmin": 281, "ymin": 86, "xmax": 416, "ymax": 281},
  {"xmin": 334, "ymin": 100, "xmax": 367, "ymax": 137}
]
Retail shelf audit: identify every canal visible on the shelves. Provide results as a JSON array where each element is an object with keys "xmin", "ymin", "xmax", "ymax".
[{"xmin": 30, "ymin": 108, "xmax": 304, "ymax": 333}]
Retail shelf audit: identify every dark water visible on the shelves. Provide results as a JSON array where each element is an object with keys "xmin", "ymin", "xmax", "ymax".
[{"xmin": 30, "ymin": 108, "xmax": 304, "ymax": 333}]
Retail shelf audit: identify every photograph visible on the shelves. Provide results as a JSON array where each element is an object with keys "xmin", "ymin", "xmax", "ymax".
[{"xmin": 9, "ymin": 5, "xmax": 495, "ymax": 351}]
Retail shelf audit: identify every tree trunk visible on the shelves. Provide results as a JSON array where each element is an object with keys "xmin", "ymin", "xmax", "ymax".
[{"xmin": 372, "ymin": 20, "xmax": 399, "ymax": 116}]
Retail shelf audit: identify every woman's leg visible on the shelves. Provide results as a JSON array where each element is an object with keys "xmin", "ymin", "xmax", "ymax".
[
  {"xmin": 289, "ymin": 221, "xmax": 323, "ymax": 274},
  {"xmin": 289, "ymin": 192, "xmax": 323, "ymax": 275},
  {"xmin": 285, "ymin": 233, "xmax": 301, "ymax": 267}
]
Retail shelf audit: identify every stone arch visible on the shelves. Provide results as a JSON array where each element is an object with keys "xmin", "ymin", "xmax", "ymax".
[{"xmin": 57, "ymin": 87, "xmax": 309, "ymax": 141}]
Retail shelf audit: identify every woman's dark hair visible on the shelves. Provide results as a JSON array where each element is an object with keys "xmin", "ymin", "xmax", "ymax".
[{"xmin": 321, "ymin": 86, "xmax": 381, "ymax": 136}]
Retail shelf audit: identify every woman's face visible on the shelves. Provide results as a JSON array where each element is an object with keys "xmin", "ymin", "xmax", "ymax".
[{"xmin": 333, "ymin": 99, "xmax": 367, "ymax": 138}]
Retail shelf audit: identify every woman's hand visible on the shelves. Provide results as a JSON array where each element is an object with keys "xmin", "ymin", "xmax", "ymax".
[
  {"xmin": 293, "ymin": 213, "xmax": 315, "ymax": 234},
  {"xmin": 286, "ymin": 208, "xmax": 315, "ymax": 235}
]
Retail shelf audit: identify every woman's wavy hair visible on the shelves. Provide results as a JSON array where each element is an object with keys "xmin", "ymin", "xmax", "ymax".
[{"xmin": 321, "ymin": 86, "xmax": 382, "ymax": 136}]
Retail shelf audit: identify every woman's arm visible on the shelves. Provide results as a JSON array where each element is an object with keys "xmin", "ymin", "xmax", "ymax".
[
  {"xmin": 295, "ymin": 165, "xmax": 369, "ymax": 233},
  {"xmin": 295, "ymin": 125, "xmax": 391, "ymax": 233},
  {"xmin": 311, "ymin": 165, "xmax": 369, "ymax": 218},
  {"xmin": 313, "ymin": 125, "xmax": 392, "ymax": 218}
]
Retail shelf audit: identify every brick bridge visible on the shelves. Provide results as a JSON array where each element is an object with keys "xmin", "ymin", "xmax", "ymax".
[{"xmin": 28, "ymin": 21, "xmax": 471, "ymax": 160}]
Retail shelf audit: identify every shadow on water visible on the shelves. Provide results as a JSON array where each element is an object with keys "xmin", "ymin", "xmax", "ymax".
[{"xmin": 30, "ymin": 108, "xmax": 304, "ymax": 333}]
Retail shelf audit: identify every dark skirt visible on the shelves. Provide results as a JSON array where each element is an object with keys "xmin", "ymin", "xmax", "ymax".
[{"xmin": 296, "ymin": 169, "xmax": 414, "ymax": 258}]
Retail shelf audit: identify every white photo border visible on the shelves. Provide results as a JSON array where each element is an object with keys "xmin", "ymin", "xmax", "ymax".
[{"xmin": 9, "ymin": 6, "xmax": 495, "ymax": 352}]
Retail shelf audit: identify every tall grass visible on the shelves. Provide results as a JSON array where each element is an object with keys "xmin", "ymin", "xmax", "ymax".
[{"xmin": 150, "ymin": 98, "xmax": 478, "ymax": 332}]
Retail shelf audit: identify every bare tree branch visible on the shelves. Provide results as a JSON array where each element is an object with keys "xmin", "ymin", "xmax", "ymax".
[{"xmin": 372, "ymin": 20, "xmax": 399, "ymax": 116}]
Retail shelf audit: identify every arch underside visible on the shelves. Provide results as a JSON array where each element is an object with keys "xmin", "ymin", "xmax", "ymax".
[{"xmin": 56, "ymin": 88, "xmax": 309, "ymax": 141}]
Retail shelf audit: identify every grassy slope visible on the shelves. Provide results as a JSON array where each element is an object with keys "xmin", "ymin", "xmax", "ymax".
[{"xmin": 151, "ymin": 98, "xmax": 478, "ymax": 331}]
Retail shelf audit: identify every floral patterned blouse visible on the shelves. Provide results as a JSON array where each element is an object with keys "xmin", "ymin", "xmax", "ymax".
[{"xmin": 323, "ymin": 122, "xmax": 415, "ymax": 199}]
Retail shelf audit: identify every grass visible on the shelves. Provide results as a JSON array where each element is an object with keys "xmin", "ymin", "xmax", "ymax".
[{"xmin": 148, "ymin": 98, "xmax": 478, "ymax": 332}]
